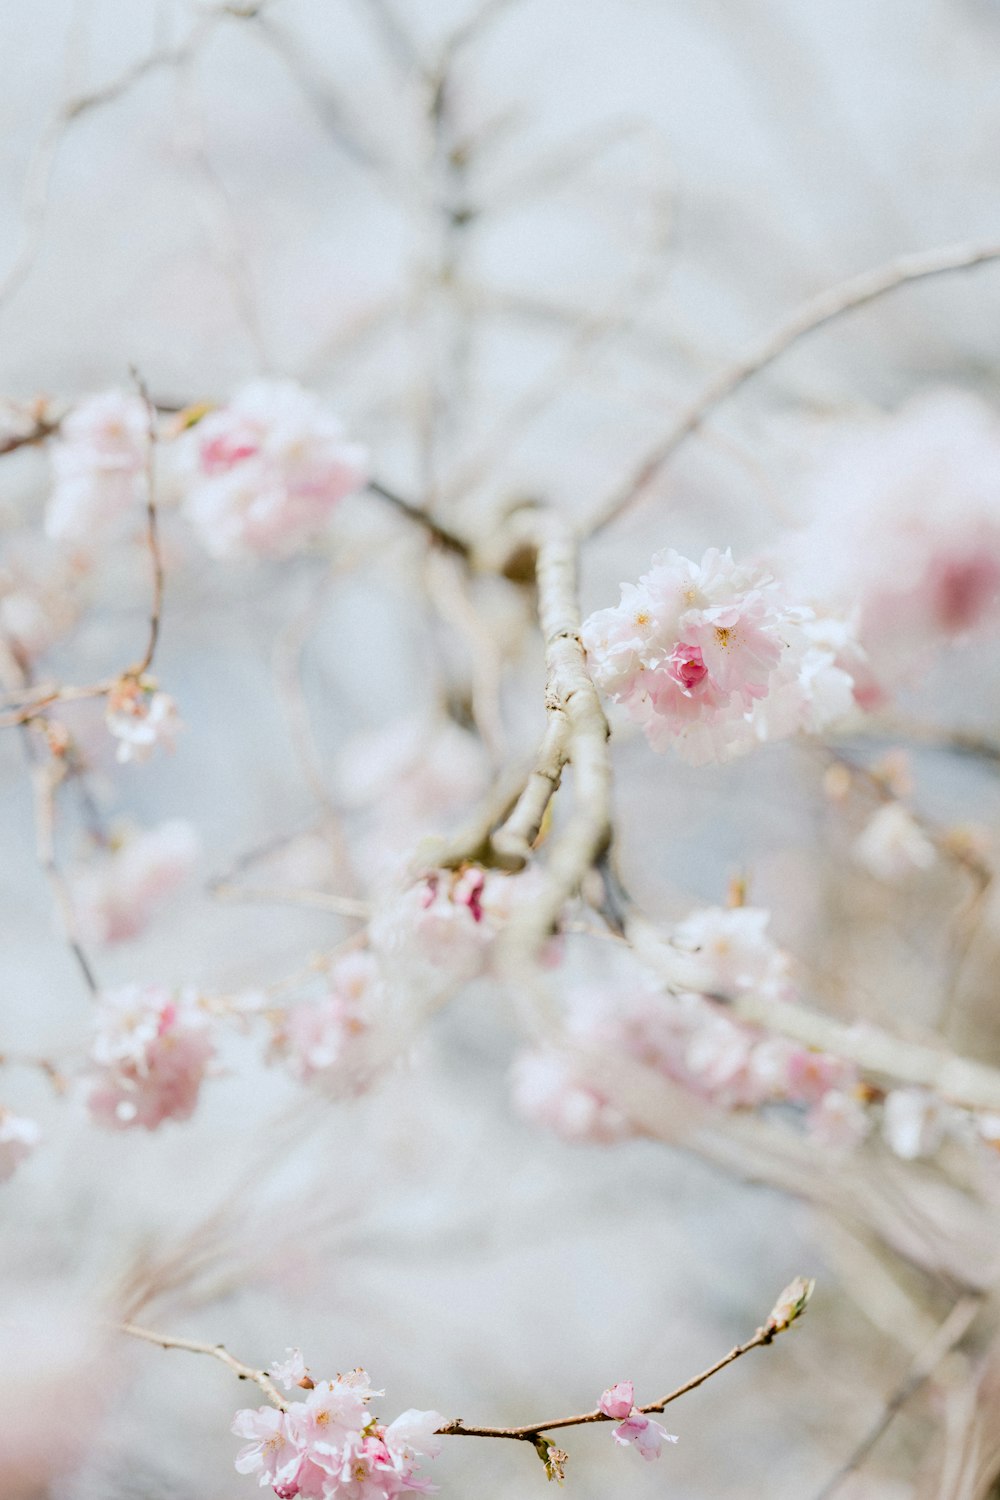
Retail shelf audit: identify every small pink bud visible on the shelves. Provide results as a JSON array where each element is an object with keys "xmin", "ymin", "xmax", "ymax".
[{"xmin": 598, "ymin": 1381, "xmax": 634, "ymax": 1421}]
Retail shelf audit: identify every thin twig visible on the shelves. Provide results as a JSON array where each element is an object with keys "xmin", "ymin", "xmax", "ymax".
[
  {"xmin": 588, "ymin": 235, "xmax": 1000, "ymax": 534},
  {"xmin": 121, "ymin": 1322, "xmax": 288, "ymax": 1410},
  {"xmin": 812, "ymin": 1296, "xmax": 981, "ymax": 1500},
  {"xmin": 129, "ymin": 370, "xmax": 165, "ymax": 678},
  {"xmin": 367, "ymin": 479, "xmax": 469, "ymax": 554}
]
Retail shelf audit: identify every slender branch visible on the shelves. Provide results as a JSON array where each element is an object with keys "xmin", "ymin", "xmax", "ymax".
[
  {"xmin": 30, "ymin": 757, "xmax": 98, "ymax": 995},
  {"xmin": 628, "ymin": 911, "xmax": 1000, "ymax": 1114},
  {"xmin": 588, "ymin": 234, "xmax": 1000, "ymax": 534},
  {"xmin": 121, "ymin": 1322, "xmax": 288, "ymax": 1410},
  {"xmin": 367, "ymin": 479, "xmax": 469, "ymax": 554},
  {"xmin": 210, "ymin": 881, "xmax": 370, "ymax": 919},
  {"xmin": 812, "ymin": 1295, "xmax": 981, "ymax": 1500},
  {"xmin": 490, "ymin": 715, "xmax": 568, "ymax": 869},
  {"xmin": 129, "ymin": 371, "xmax": 165, "ymax": 678},
  {"xmin": 122, "ymin": 1279, "xmax": 811, "ymax": 1451}
]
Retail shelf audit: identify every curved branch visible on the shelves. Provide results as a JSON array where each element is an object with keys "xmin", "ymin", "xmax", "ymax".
[{"xmin": 588, "ymin": 235, "xmax": 1000, "ymax": 535}]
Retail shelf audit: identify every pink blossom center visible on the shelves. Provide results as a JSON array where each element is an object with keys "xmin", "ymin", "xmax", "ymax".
[{"xmin": 666, "ymin": 643, "xmax": 708, "ymax": 691}]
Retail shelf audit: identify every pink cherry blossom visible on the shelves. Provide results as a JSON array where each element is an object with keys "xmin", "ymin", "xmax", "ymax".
[
  {"xmin": 105, "ymin": 676, "xmax": 182, "ymax": 764},
  {"xmin": 70, "ymin": 819, "xmax": 199, "ymax": 945},
  {"xmin": 86, "ymin": 983, "xmax": 215, "ymax": 1130},
  {"xmin": 582, "ymin": 547, "xmax": 855, "ymax": 764},
  {"xmin": 0, "ymin": 1108, "xmax": 40, "ymax": 1181},
  {"xmin": 269, "ymin": 950, "xmax": 388, "ymax": 1097},
  {"xmin": 598, "ymin": 1381, "xmax": 635, "ymax": 1420},
  {"xmin": 271, "ymin": 1349, "xmax": 313, "ymax": 1392},
  {"xmin": 782, "ymin": 390, "xmax": 1000, "ymax": 697},
  {"xmin": 233, "ymin": 1405, "xmax": 302, "ymax": 1489},
  {"xmin": 611, "ymin": 1410, "xmax": 678, "ymax": 1460},
  {"xmin": 510, "ymin": 1048, "xmax": 633, "ymax": 1144},
  {"xmin": 45, "ymin": 390, "xmax": 150, "ymax": 542},
  {"xmin": 854, "ymin": 803, "xmax": 937, "ymax": 883},
  {"xmin": 233, "ymin": 1372, "xmax": 442, "ymax": 1499},
  {"xmin": 182, "ymin": 379, "xmax": 369, "ymax": 558}
]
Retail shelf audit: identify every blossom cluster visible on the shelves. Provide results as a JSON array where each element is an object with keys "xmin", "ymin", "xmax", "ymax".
[
  {"xmin": 233, "ymin": 1355, "xmax": 442, "ymax": 1499},
  {"xmin": 784, "ymin": 390, "xmax": 1000, "ymax": 700},
  {"xmin": 513, "ymin": 907, "xmax": 868, "ymax": 1150},
  {"xmin": 86, "ymin": 983, "xmax": 215, "ymax": 1130},
  {"xmin": 267, "ymin": 950, "xmax": 388, "ymax": 1098},
  {"xmin": 581, "ymin": 547, "xmax": 855, "ymax": 763},
  {"xmin": 182, "ymin": 379, "xmax": 369, "ymax": 558},
  {"xmin": 598, "ymin": 1381, "xmax": 677, "ymax": 1461}
]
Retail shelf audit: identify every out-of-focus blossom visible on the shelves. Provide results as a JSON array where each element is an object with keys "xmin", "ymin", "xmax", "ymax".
[
  {"xmin": 596, "ymin": 1384, "xmax": 677, "ymax": 1462},
  {"xmin": 663, "ymin": 905, "xmax": 793, "ymax": 1001},
  {"xmin": 513, "ymin": 918, "xmax": 860, "ymax": 1144},
  {"xmin": 582, "ymin": 547, "xmax": 855, "ymax": 764},
  {"xmin": 87, "ymin": 983, "xmax": 215, "ymax": 1129},
  {"xmin": 854, "ymin": 803, "xmax": 937, "ymax": 883},
  {"xmin": 182, "ymin": 379, "xmax": 368, "ymax": 558},
  {"xmin": 0, "ymin": 1109, "xmax": 40, "ymax": 1181},
  {"xmin": 335, "ymin": 716, "xmax": 489, "ymax": 882},
  {"xmin": 0, "ymin": 538, "xmax": 87, "ymax": 661},
  {"xmin": 784, "ymin": 391, "xmax": 1000, "ymax": 697},
  {"xmin": 882, "ymin": 1087, "xmax": 947, "ymax": 1160},
  {"xmin": 805, "ymin": 1089, "xmax": 871, "ymax": 1151},
  {"xmin": 232, "ymin": 1368, "xmax": 442, "ymax": 1499},
  {"xmin": 46, "ymin": 390, "xmax": 149, "ymax": 542},
  {"xmin": 105, "ymin": 675, "xmax": 182, "ymax": 763},
  {"xmin": 70, "ymin": 819, "xmax": 199, "ymax": 944},
  {"xmin": 510, "ymin": 1049, "xmax": 632, "ymax": 1144},
  {"xmin": 369, "ymin": 865, "xmax": 519, "ymax": 1010},
  {"xmin": 269, "ymin": 950, "xmax": 389, "ymax": 1097}
]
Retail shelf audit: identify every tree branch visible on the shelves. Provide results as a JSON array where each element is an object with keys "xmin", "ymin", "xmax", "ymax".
[{"xmin": 588, "ymin": 235, "xmax": 1000, "ymax": 535}]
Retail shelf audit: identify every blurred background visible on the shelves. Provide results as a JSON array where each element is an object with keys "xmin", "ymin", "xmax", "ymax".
[{"xmin": 4, "ymin": 2, "xmax": 1000, "ymax": 1497}]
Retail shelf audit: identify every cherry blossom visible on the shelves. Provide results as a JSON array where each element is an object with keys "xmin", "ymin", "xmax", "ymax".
[
  {"xmin": 272, "ymin": 1349, "xmax": 314, "ymax": 1392},
  {"xmin": 513, "ymin": 917, "xmax": 860, "ymax": 1143},
  {"xmin": 0, "ymin": 1108, "xmax": 40, "ymax": 1181},
  {"xmin": 70, "ymin": 819, "xmax": 200, "ymax": 945},
  {"xmin": 269, "ymin": 951, "xmax": 389, "ymax": 1097},
  {"xmin": 854, "ymin": 803, "xmax": 937, "ymax": 883},
  {"xmin": 784, "ymin": 391, "xmax": 1000, "ymax": 697},
  {"xmin": 45, "ymin": 389, "xmax": 149, "ymax": 542},
  {"xmin": 181, "ymin": 379, "xmax": 369, "ymax": 558},
  {"xmin": 105, "ymin": 676, "xmax": 182, "ymax": 764},
  {"xmin": 86, "ymin": 983, "xmax": 215, "ymax": 1129},
  {"xmin": 598, "ymin": 1383, "xmax": 677, "ymax": 1461},
  {"xmin": 882, "ymin": 1087, "xmax": 947, "ymax": 1161},
  {"xmin": 582, "ymin": 547, "xmax": 855, "ymax": 763},
  {"xmin": 232, "ymin": 1366, "xmax": 442, "ymax": 1499},
  {"xmin": 369, "ymin": 865, "xmax": 515, "ymax": 1010}
]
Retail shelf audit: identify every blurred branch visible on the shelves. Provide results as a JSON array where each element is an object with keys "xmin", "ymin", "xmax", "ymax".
[
  {"xmin": 812, "ymin": 1295, "xmax": 982, "ymax": 1500},
  {"xmin": 588, "ymin": 234, "xmax": 1000, "ymax": 535}
]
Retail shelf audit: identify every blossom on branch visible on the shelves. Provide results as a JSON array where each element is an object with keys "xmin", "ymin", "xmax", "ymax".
[
  {"xmin": 105, "ymin": 676, "xmax": 182, "ymax": 764},
  {"xmin": 46, "ymin": 390, "xmax": 149, "ymax": 542},
  {"xmin": 181, "ymin": 379, "xmax": 369, "ymax": 558},
  {"xmin": 232, "ymin": 1365, "xmax": 442, "ymax": 1499},
  {"xmin": 582, "ymin": 547, "xmax": 855, "ymax": 763},
  {"xmin": 598, "ymin": 1382, "xmax": 677, "ymax": 1461},
  {"xmin": 86, "ymin": 983, "xmax": 215, "ymax": 1129}
]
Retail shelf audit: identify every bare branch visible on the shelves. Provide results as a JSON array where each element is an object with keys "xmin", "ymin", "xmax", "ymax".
[{"xmin": 587, "ymin": 235, "xmax": 1000, "ymax": 535}]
